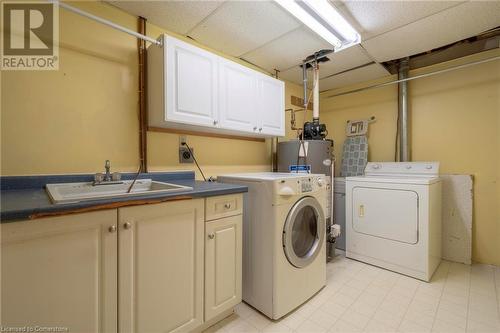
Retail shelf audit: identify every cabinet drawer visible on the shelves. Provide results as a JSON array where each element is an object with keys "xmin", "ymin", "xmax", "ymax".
[{"xmin": 205, "ymin": 194, "xmax": 243, "ymax": 221}]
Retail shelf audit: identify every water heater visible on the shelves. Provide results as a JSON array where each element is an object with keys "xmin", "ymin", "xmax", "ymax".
[{"xmin": 277, "ymin": 140, "xmax": 333, "ymax": 175}]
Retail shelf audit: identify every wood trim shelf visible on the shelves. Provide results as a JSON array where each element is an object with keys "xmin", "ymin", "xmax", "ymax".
[
  {"xmin": 148, "ymin": 127, "xmax": 266, "ymax": 143},
  {"xmin": 29, "ymin": 195, "xmax": 193, "ymax": 220}
]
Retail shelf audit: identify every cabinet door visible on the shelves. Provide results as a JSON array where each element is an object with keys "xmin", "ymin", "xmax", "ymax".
[
  {"xmin": 257, "ymin": 74, "xmax": 285, "ymax": 136},
  {"xmin": 205, "ymin": 215, "xmax": 242, "ymax": 321},
  {"xmin": 118, "ymin": 199, "xmax": 204, "ymax": 333},
  {"xmin": 1, "ymin": 210, "xmax": 117, "ymax": 333},
  {"xmin": 219, "ymin": 59, "xmax": 257, "ymax": 133},
  {"xmin": 166, "ymin": 35, "xmax": 218, "ymax": 127}
]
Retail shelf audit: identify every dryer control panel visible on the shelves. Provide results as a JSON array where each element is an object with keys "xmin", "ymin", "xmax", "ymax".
[{"xmin": 365, "ymin": 162, "xmax": 439, "ymax": 176}]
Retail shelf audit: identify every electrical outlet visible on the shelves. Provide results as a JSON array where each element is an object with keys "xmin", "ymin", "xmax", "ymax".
[
  {"xmin": 179, "ymin": 146, "xmax": 194, "ymax": 163},
  {"xmin": 179, "ymin": 135, "xmax": 187, "ymax": 146}
]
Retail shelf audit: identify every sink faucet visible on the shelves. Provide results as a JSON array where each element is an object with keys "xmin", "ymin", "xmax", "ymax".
[
  {"xmin": 104, "ymin": 160, "xmax": 111, "ymax": 181},
  {"xmin": 93, "ymin": 160, "xmax": 122, "ymax": 186}
]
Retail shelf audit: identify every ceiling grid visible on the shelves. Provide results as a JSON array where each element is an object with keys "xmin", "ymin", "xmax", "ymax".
[{"xmin": 109, "ymin": 0, "xmax": 500, "ymax": 91}]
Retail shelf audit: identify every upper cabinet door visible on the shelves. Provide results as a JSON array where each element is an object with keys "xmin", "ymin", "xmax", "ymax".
[
  {"xmin": 219, "ymin": 59, "xmax": 258, "ymax": 134},
  {"xmin": 165, "ymin": 36, "xmax": 218, "ymax": 127},
  {"xmin": 257, "ymin": 74, "xmax": 285, "ymax": 137}
]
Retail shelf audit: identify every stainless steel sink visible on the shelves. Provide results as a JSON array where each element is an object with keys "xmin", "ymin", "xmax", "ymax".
[{"xmin": 46, "ymin": 179, "xmax": 192, "ymax": 204}]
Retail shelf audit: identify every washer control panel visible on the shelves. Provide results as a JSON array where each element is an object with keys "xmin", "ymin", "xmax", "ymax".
[
  {"xmin": 298, "ymin": 176, "xmax": 325, "ymax": 194},
  {"xmin": 275, "ymin": 175, "xmax": 327, "ymax": 197},
  {"xmin": 301, "ymin": 178, "xmax": 313, "ymax": 193}
]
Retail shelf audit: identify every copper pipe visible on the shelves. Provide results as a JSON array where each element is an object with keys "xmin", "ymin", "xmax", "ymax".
[{"xmin": 138, "ymin": 17, "xmax": 148, "ymax": 172}]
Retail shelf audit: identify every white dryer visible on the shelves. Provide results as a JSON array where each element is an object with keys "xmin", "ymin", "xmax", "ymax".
[
  {"xmin": 346, "ymin": 162, "xmax": 442, "ymax": 281},
  {"xmin": 217, "ymin": 173, "xmax": 327, "ymax": 319}
]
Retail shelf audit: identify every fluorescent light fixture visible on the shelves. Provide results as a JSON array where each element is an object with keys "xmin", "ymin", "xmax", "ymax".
[{"xmin": 274, "ymin": 0, "xmax": 361, "ymax": 50}]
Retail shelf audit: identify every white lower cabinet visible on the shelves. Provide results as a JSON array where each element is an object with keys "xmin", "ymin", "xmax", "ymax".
[
  {"xmin": 118, "ymin": 199, "xmax": 205, "ymax": 333},
  {"xmin": 1, "ymin": 195, "xmax": 243, "ymax": 333},
  {"xmin": 205, "ymin": 215, "xmax": 242, "ymax": 321},
  {"xmin": 1, "ymin": 210, "xmax": 118, "ymax": 333}
]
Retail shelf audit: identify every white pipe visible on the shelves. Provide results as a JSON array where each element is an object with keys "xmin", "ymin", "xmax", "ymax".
[
  {"xmin": 327, "ymin": 56, "xmax": 500, "ymax": 98},
  {"xmin": 53, "ymin": 0, "xmax": 161, "ymax": 46},
  {"xmin": 303, "ymin": 63, "xmax": 308, "ymax": 108},
  {"xmin": 313, "ymin": 64, "xmax": 320, "ymax": 120}
]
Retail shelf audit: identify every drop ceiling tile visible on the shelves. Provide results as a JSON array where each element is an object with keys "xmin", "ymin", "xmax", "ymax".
[
  {"xmin": 332, "ymin": 0, "xmax": 463, "ymax": 40},
  {"xmin": 189, "ymin": 1, "xmax": 301, "ymax": 57},
  {"xmin": 278, "ymin": 66, "xmax": 304, "ymax": 85},
  {"xmin": 361, "ymin": 1, "xmax": 500, "ymax": 62},
  {"xmin": 108, "ymin": 1, "xmax": 224, "ymax": 35},
  {"xmin": 241, "ymin": 27, "xmax": 332, "ymax": 73},
  {"xmin": 274, "ymin": 44, "xmax": 374, "ymax": 85},
  {"xmin": 319, "ymin": 63, "xmax": 390, "ymax": 91},
  {"xmin": 318, "ymin": 45, "xmax": 373, "ymax": 79}
]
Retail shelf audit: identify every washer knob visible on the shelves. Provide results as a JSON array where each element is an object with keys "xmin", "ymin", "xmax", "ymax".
[{"xmin": 317, "ymin": 178, "xmax": 324, "ymax": 187}]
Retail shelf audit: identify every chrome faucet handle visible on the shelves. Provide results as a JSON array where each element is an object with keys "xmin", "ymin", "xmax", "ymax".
[
  {"xmin": 104, "ymin": 160, "xmax": 111, "ymax": 181},
  {"xmin": 94, "ymin": 173, "xmax": 104, "ymax": 183}
]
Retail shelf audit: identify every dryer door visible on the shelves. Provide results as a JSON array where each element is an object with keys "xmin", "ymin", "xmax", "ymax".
[
  {"xmin": 352, "ymin": 187, "xmax": 418, "ymax": 244},
  {"xmin": 283, "ymin": 197, "xmax": 325, "ymax": 268}
]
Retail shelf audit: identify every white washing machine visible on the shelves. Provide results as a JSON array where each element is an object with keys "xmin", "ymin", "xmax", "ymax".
[
  {"xmin": 217, "ymin": 173, "xmax": 327, "ymax": 319},
  {"xmin": 346, "ymin": 162, "xmax": 442, "ymax": 281}
]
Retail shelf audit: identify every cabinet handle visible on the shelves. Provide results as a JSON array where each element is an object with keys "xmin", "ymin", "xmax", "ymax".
[
  {"xmin": 224, "ymin": 203, "xmax": 232, "ymax": 209},
  {"xmin": 213, "ymin": 120, "xmax": 218, "ymax": 126},
  {"xmin": 208, "ymin": 234, "xmax": 215, "ymax": 239},
  {"xmin": 108, "ymin": 225, "xmax": 117, "ymax": 233},
  {"xmin": 123, "ymin": 222, "xmax": 132, "ymax": 230},
  {"xmin": 259, "ymin": 127, "xmax": 263, "ymax": 132},
  {"xmin": 253, "ymin": 126, "xmax": 257, "ymax": 131}
]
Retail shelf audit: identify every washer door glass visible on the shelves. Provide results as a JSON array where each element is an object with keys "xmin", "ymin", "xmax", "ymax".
[{"xmin": 283, "ymin": 196, "xmax": 325, "ymax": 268}]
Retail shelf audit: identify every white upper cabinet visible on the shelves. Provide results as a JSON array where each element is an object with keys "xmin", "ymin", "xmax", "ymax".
[
  {"xmin": 257, "ymin": 74, "xmax": 285, "ymax": 136},
  {"xmin": 218, "ymin": 58, "xmax": 258, "ymax": 134},
  {"xmin": 148, "ymin": 34, "xmax": 285, "ymax": 137},
  {"xmin": 165, "ymin": 36, "xmax": 219, "ymax": 127}
]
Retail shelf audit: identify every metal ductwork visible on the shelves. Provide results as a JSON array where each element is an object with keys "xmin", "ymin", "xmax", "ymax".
[{"xmin": 398, "ymin": 58, "xmax": 410, "ymax": 162}]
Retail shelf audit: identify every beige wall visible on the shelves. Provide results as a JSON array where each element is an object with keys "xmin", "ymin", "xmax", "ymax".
[
  {"xmin": 320, "ymin": 49, "xmax": 500, "ymax": 265},
  {"xmin": 0, "ymin": 1, "xmax": 301, "ymax": 179},
  {"xmin": 1, "ymin": 1, "xmax": 498, "ymax": 265}
]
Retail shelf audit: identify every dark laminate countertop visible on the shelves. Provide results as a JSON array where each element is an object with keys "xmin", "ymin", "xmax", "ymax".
[{"xmin": 1, "ymin": 171, "xmax": 247, "ymax": 222}]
